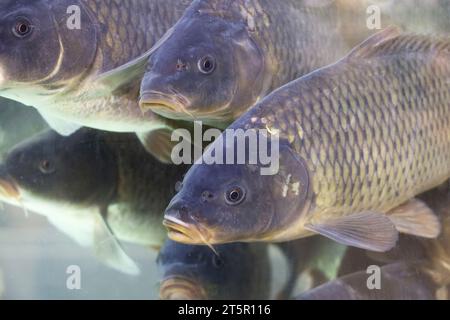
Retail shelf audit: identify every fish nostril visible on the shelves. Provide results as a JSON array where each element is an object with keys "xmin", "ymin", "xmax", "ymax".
[
  {"xmin": 201, "ymin": 191, "xmax": 214, "ymax": 203},
  {"xmin": 176, "ymin": 59, "xmax": 188, "ymax": 72},
  {"xmin": 179, "ymin": 205, "xmax": 190, "ymax": 220}
]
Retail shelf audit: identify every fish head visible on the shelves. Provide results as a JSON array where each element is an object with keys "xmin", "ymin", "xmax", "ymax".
[
  {"xmin": 140, "ymin": 13, "xmax": 264, "ymax": 126},
  {"xmin": 0, "ymin": 129, "xmax": 117, "ymax": 207},
  {"xmin": 164, "ymin": 140, "xmax": 312, "ymax": 244},
  {"xmin": 158, "ymin": 240, "xmax": 256, "ymax": 300},
  {"xmin": 0, "ymin": 0, "xmax": 97, "ymax": 101}
]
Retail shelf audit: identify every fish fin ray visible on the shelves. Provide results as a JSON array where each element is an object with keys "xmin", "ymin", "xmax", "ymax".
[
  {"xmin": 344, "ymin": 26, "xmax": 450, "ymax": 62},
  {"xmin": 93, "ymin": 210, "xmax": 140, "ymax": 275},
  {"xmin": 46, "ymin": 215, "xmax": 93, "ymax": 247},
  {"xmin": 137, "ymin": 130, "xmax": 177, "ymax": 164},
  {"xmin": 305, "ymin": 212, "xmax": 398, "ymax": 252},
  {"xmin": 38, "ymin": 111, "xmax": 81, "ymax": 136},
  {"xmin": 93, "ymin": 26, "xmax": 176, "ymax": 95},
  {"xmin": 344, "ymin": 26, "xmax": 402, "ymax": 61},
  {"xmin": 388, "ymin": 198, "xmax": 441, "ymax": 238}
]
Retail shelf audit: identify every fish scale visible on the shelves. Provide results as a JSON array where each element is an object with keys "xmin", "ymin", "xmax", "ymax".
[
  {"xmin": 238, "ymin": 31, "xmax": 450, "ymax": 222},
  {"xmin": 84, "ymin": 0, "xmax": 191, "ymax": 71},
  {"xmin": 0, "ymin": 0, "xmax": 196, "ymax": 160},
  {"xmin": 193, "ymin": 0, "xmax": 346, "ymax": 99},
  {"xmin": 138, "ymin": 0, "xmax": 348, "ymax": 127}
]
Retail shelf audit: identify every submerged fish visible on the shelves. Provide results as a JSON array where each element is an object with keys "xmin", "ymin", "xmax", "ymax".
[
  {"xmin": 125, "ymin": 0, "xmax": 347, "ymax": 127},
  {"xmin": 164, "ymin": 28, "xmax": 449, "ymax": 252},
  {"xmin": 336, "ymin": 183, "xmax": 450, "ymax": 300},
  {"xmin": 0, "ymin": 0, "xmax": 190, "ymax": 162},
  {"xmin": 157, "ymin": 240, "xmax": 271, "ymax": 300},
  {"xmin": 416, "ymin": 182, "xmax": 450, "ymax": 288},
  {"xmin": 0, "ymin": 99, "xmax": 47, "ymax": 157},
  {"xmin": 297, "ymin": 262, "xmax": 437, "ymax": 300},
  {"xmin": 276, "ymin": 237, "xmax": 347, "ymax": 299},
  {"xmin": 0, "ymin": 129, "xmax": 188, "ymax": 274}
]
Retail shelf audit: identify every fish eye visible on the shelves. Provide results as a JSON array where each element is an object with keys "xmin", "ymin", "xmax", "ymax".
[
  {"xmin": 12, "ymin": 17, "xmax": 33, "ymax": 38},
  {"xmin": 212, "ymin": 255, "xmax": 224, "ymax": 268},
  {"xmin": 198, "ymin": 55, "xmax": 216, "ymax": 74},
  {"xmin": 225, "ymin": 186, "xmax": 246, "ymax": 205},
  {"xmin": 38, "ymin": 159, "xmax": 55, "ymax": 174}
]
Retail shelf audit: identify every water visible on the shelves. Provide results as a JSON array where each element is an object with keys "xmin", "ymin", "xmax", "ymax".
[{"xmin": 0, "ymin": 0, "xmax": 450, "ymax": 300}]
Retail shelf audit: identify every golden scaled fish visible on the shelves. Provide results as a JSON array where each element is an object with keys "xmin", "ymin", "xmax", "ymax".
[
  {"xmin": 164, "ymin": 28, "xmax": 449, "ymax": 252},
  {"xmin": 110, "ymin": 0, "xmax": 347, "ymax": 128},
  {"xmin": 0, "ymin": 0, "xmax": 191, "ymax": 163}
]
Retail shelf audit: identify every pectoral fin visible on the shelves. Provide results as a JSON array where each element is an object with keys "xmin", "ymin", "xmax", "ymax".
[
  {"xmin": 93, "ymin": 27, "xmax": 176, "ymax": 95},
  {"xmin": 93, "ymin": 210, "xmax": 140, "ymax": 276},
  {"xmin": 93, "ymin": 55, "xmax": 149, "ymax": 96},
  {"xmin": 38, "ymin": 111, "xmax": 81, "ymax": 136},
  {"xmin": 137, "ymin": 129, "xmax": 177, "ymax": 164},
  {"xmin": 305, "ymin": 212, "xmax": 398, "ymax": 252},
  {"xmin": 388, "ymin": 198, "xmax": 441, "ymax": 238},
  {"xmin": 137, "ymin": 122, "xmax": 199, "ymax": 164}
]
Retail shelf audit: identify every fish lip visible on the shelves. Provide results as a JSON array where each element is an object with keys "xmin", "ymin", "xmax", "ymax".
[
  {"xmin": 163, "ymin": 216, "xmax": 211, "ymax": 245},
  {"xmin": 139, "ymin": 91, "xmax": 191, "ymax": 118},
  {"xmin": 0, "ymin": 176, "xmax": 20, "ymax": 201},
  {"xmin": 163, "ymin": 216, "xmax": 198, "ymax": 244},
  {"xmin": 160, "ymin": 276, "xmax": 208, "ymax": 300}
]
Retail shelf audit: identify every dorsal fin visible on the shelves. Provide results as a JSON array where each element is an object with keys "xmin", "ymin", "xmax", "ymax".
[
  {"xmin": 344, "ymin": 26, "xmax": 450, "ymax": 61},
  {"xmin": 345, "ymin": 26, "xmax": 402, "ymax": 60}
]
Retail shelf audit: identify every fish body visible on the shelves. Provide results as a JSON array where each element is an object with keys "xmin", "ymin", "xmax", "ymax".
[
  {"xmin": 275, "ymin": 237, "xmax": 347, "ymax": 299},
  {"xmin": 417, "ymin": 183, "xmax": 450, "ymax": 287},
  {"xmin": 0, "ymin": 129, "xmax": 188, "ymax": 274},
  {"xmin": 157, "ymin": 240, "xmax": 271, "ymax": 300},
  {"xmin": 164, "ymin": 29, "xmax": 449, "ymax": 252},
  {"xmin": 297, "ymin": 262, "xmax": 436, "ymax": 300},
  {"xmin": 138, "ymin": 0, "xmax": 347, "ymax": 127},
  {"xmin": 0, "ymin": 99, "xmax": 47, "ymax": 157},
  {"xmin": 0, "ymin": 0, "xmax": 190, "ymax": 152}
]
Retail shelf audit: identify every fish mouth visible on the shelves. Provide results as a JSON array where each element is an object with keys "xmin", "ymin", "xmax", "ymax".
[
  {"xmin": 163, "ymin": 216, "xmax": 202, "ymax": 244},
  {"xmin": 0, "ymin": 176, "xmax": 20, "ymax": 201},
  {"xmin": 139, "ymin": 91, "xmax": 194, "ymax": 120},
  {"xmin": 160, "ymin": 276, "xmax": 208, "ymax": 300},
  {"xmin": 163, "ymin": 216, "xmax": 218, "ymax": 247}
]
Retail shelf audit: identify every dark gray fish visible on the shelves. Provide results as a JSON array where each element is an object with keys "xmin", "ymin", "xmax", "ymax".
[
  {"xmin": 164, "ymin": 28, "xmax": 448, "ymax": 251},
  {"xmin": 0, "ymin": 0, "xmax": 191, "ymax": 162},
  {"xmin": 276, "ymin": 237, "xmax": 346, "ymax": 299},
  {"xmin": 411, "ymin": 183, "xmax": 450, "ymax": 289},
  {"xmin": 334, "ymin": 183, "xmax": 450, "ymax": 301},
  {"xmin": 297, "ymin": 262, "xmax": 436, "ymax": 300},
  {"xmin": 157, "ymin": 240, "xmax": 271, "ymax": 300},
  {"xmin": 110, "ymin": 0, "xmax": 347, "ymax": 127},
  {"xmin": 0, "ymin": 98, "xmax": 47, "ymax": 158},
  {"xmin": 0, "ymin": 129, "xmax": 188, "ymax": 274}
]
